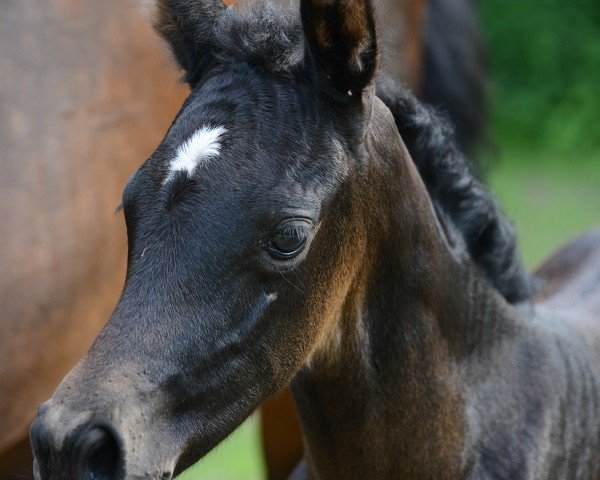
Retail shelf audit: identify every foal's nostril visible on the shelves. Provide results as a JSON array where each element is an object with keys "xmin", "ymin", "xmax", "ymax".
[
  {"xmin": 30, "ymin": 418, "xmax": 52, "ymax": 480},
  {"xmin": 72, "ymin": 424, "xmax": 124, "ymax": 480}
]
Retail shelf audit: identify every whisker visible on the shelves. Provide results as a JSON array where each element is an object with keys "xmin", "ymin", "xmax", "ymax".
[
  {"xmin": 290, "ymin": 268, "xmax": 306, "ymax": 290},
  {"xmin": 278, "ymin": 271, "xmax": 306, "ymax": 296},
  {"xmin": 8, "ymin": 469, "xmax": 33, "ymax": 479}
]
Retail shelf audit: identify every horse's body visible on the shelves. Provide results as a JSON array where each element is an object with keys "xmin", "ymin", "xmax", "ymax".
[
  {"xmin": 534, "ymin": 229, "xmax": 600, "ymax": 365},
  {"xmin": 26, "ymin": 0, "xmax": 600, "ymax": 479},
  {"xmin": 0, "ymin": 1, "xmax": 187, "ymax": 477}
]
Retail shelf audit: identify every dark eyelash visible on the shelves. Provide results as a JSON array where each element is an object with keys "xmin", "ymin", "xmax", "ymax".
[{"xmin": 276, "ymin": 226, "xmax": 306, "ymax": 238}]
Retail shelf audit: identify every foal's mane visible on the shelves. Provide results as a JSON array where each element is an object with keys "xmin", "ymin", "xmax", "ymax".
[{"xmin": 377, "ymin": 76, "xmax": 533, "ymax": 304}]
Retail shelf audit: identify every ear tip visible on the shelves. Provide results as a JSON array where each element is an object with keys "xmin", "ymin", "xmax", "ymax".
[{"xmin": 302, "ymin": 0, "xmax": 379, "ymax": 95}]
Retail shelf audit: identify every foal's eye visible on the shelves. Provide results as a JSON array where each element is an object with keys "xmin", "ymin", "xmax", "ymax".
[{"xmin": 264, "ymin": 223, "xmax": 310, "ymax": 260}]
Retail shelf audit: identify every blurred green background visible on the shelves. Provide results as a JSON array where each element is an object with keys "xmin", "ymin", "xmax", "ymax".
[
  {"xmin": 480, "ymin": 0, "xmax": 599, "ymax": 268},
  {"xmin": 180, "ymin": 0, "xmax": 600, "ymax": 478}
]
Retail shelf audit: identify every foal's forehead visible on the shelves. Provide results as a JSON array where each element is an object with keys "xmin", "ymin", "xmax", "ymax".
[
  {"xmin": 154, "ymin": 74, "xmax": 266, "ymax": 184},
  {"xmin": 154, "ymin": 69, "xmax": 326, "ymax": 180},
  {"xmin": 125, "ymin": 66, "xmax": 348, "ymax": 212}
]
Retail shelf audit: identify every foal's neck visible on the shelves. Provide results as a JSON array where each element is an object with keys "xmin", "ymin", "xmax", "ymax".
[{"xmin": 291, "ymin": 106, "xmax": 522, "ymax": 478}]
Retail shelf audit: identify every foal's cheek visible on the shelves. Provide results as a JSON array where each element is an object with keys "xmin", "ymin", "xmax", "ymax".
[{"xmin": 270, "ymin": 250, "xmax": 353, "ymax": 366}]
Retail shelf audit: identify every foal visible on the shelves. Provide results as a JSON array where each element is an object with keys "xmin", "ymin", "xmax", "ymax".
[{"xmin": 31, "ymin": 0, "xmax": 600, "ymax": 478}]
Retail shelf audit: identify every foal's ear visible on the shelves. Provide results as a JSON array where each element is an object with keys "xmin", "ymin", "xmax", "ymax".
[
  {"xmin": 151, "ymin": 0, "xmax": 227, "ymax": 87},
  {"xmin": 301, "ymin": 0, "xmax": 378, "ymax": 96}
]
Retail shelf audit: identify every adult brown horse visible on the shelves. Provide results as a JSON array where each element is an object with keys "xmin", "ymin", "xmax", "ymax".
[
  {"xmin": 30, "ymin": 0, "xmax": 600, "ymax": 479},
  {"xmin": 0, "ymin": 1, "xmax": 485, "ymax": 479},
  {"xmin": 0, "ymin": 1, "xmax": 187, "ymax": 478}
]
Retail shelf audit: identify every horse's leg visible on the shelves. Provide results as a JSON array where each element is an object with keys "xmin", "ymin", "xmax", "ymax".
[
  {"xmin": 0, "ymin": 434, "xmax": 34, "ymax": 479},
  {"xmin": 373, "ymin": 0, "xmax": 428, "ymax": 93},
  {"xmin": 261, "ymin": 389, "xmax": 304, "ymax": 480},
  {"xmin": 402, "ymin": 0, "xmax": 428, "ymax": 94}
]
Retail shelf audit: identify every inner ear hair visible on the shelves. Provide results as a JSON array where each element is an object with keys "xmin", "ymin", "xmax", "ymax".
[
  {"xmin": 151, "ymin": 0, "xmax": 227, "ymax": 87},
  {"xmin": 301, "ymin": 0, "xmax": 379, "ymax": 95}
]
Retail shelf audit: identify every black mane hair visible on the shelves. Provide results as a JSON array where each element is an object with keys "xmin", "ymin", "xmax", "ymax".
[{"xmin": 377, "ymin": 75, "xmax": 533, "ymax": 304}]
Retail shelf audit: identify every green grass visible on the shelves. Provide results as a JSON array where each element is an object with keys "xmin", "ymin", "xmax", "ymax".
[
  {"xmin": 489, "ymin": 149, "xmax": 600, "ymax": 269},
  {"xmin": 177, "ymin": 415, "xmax": 264, "ymax": 480}
]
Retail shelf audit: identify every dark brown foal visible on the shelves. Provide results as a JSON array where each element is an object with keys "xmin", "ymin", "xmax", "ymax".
[{"xmin": 28, "ymin": 0, "xmax": 600, "ymax": 479}]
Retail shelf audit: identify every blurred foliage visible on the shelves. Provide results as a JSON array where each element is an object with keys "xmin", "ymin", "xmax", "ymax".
[
  {"xmin": 479, "ymin": 0, "xmax": 600, "ymax": 153},
  {"xmin": 479, "ymin": 0, "xmax": 600, "ymax": 266}
]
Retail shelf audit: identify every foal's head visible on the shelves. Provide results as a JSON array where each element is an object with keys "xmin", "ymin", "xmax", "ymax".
[{"xmin": 31, "ymin": 0, "xmax": 408, "ymax": 478}]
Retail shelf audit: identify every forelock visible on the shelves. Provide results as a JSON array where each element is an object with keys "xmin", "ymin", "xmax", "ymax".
[{"xmin": 214, "ymin": 0, "xmax": 304, "ymax": 73}]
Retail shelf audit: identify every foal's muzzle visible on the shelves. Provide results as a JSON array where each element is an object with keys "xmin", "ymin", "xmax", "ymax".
[{"xmin": 31, "ymin": 414, "xmax": 124, "ymax": 480}]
